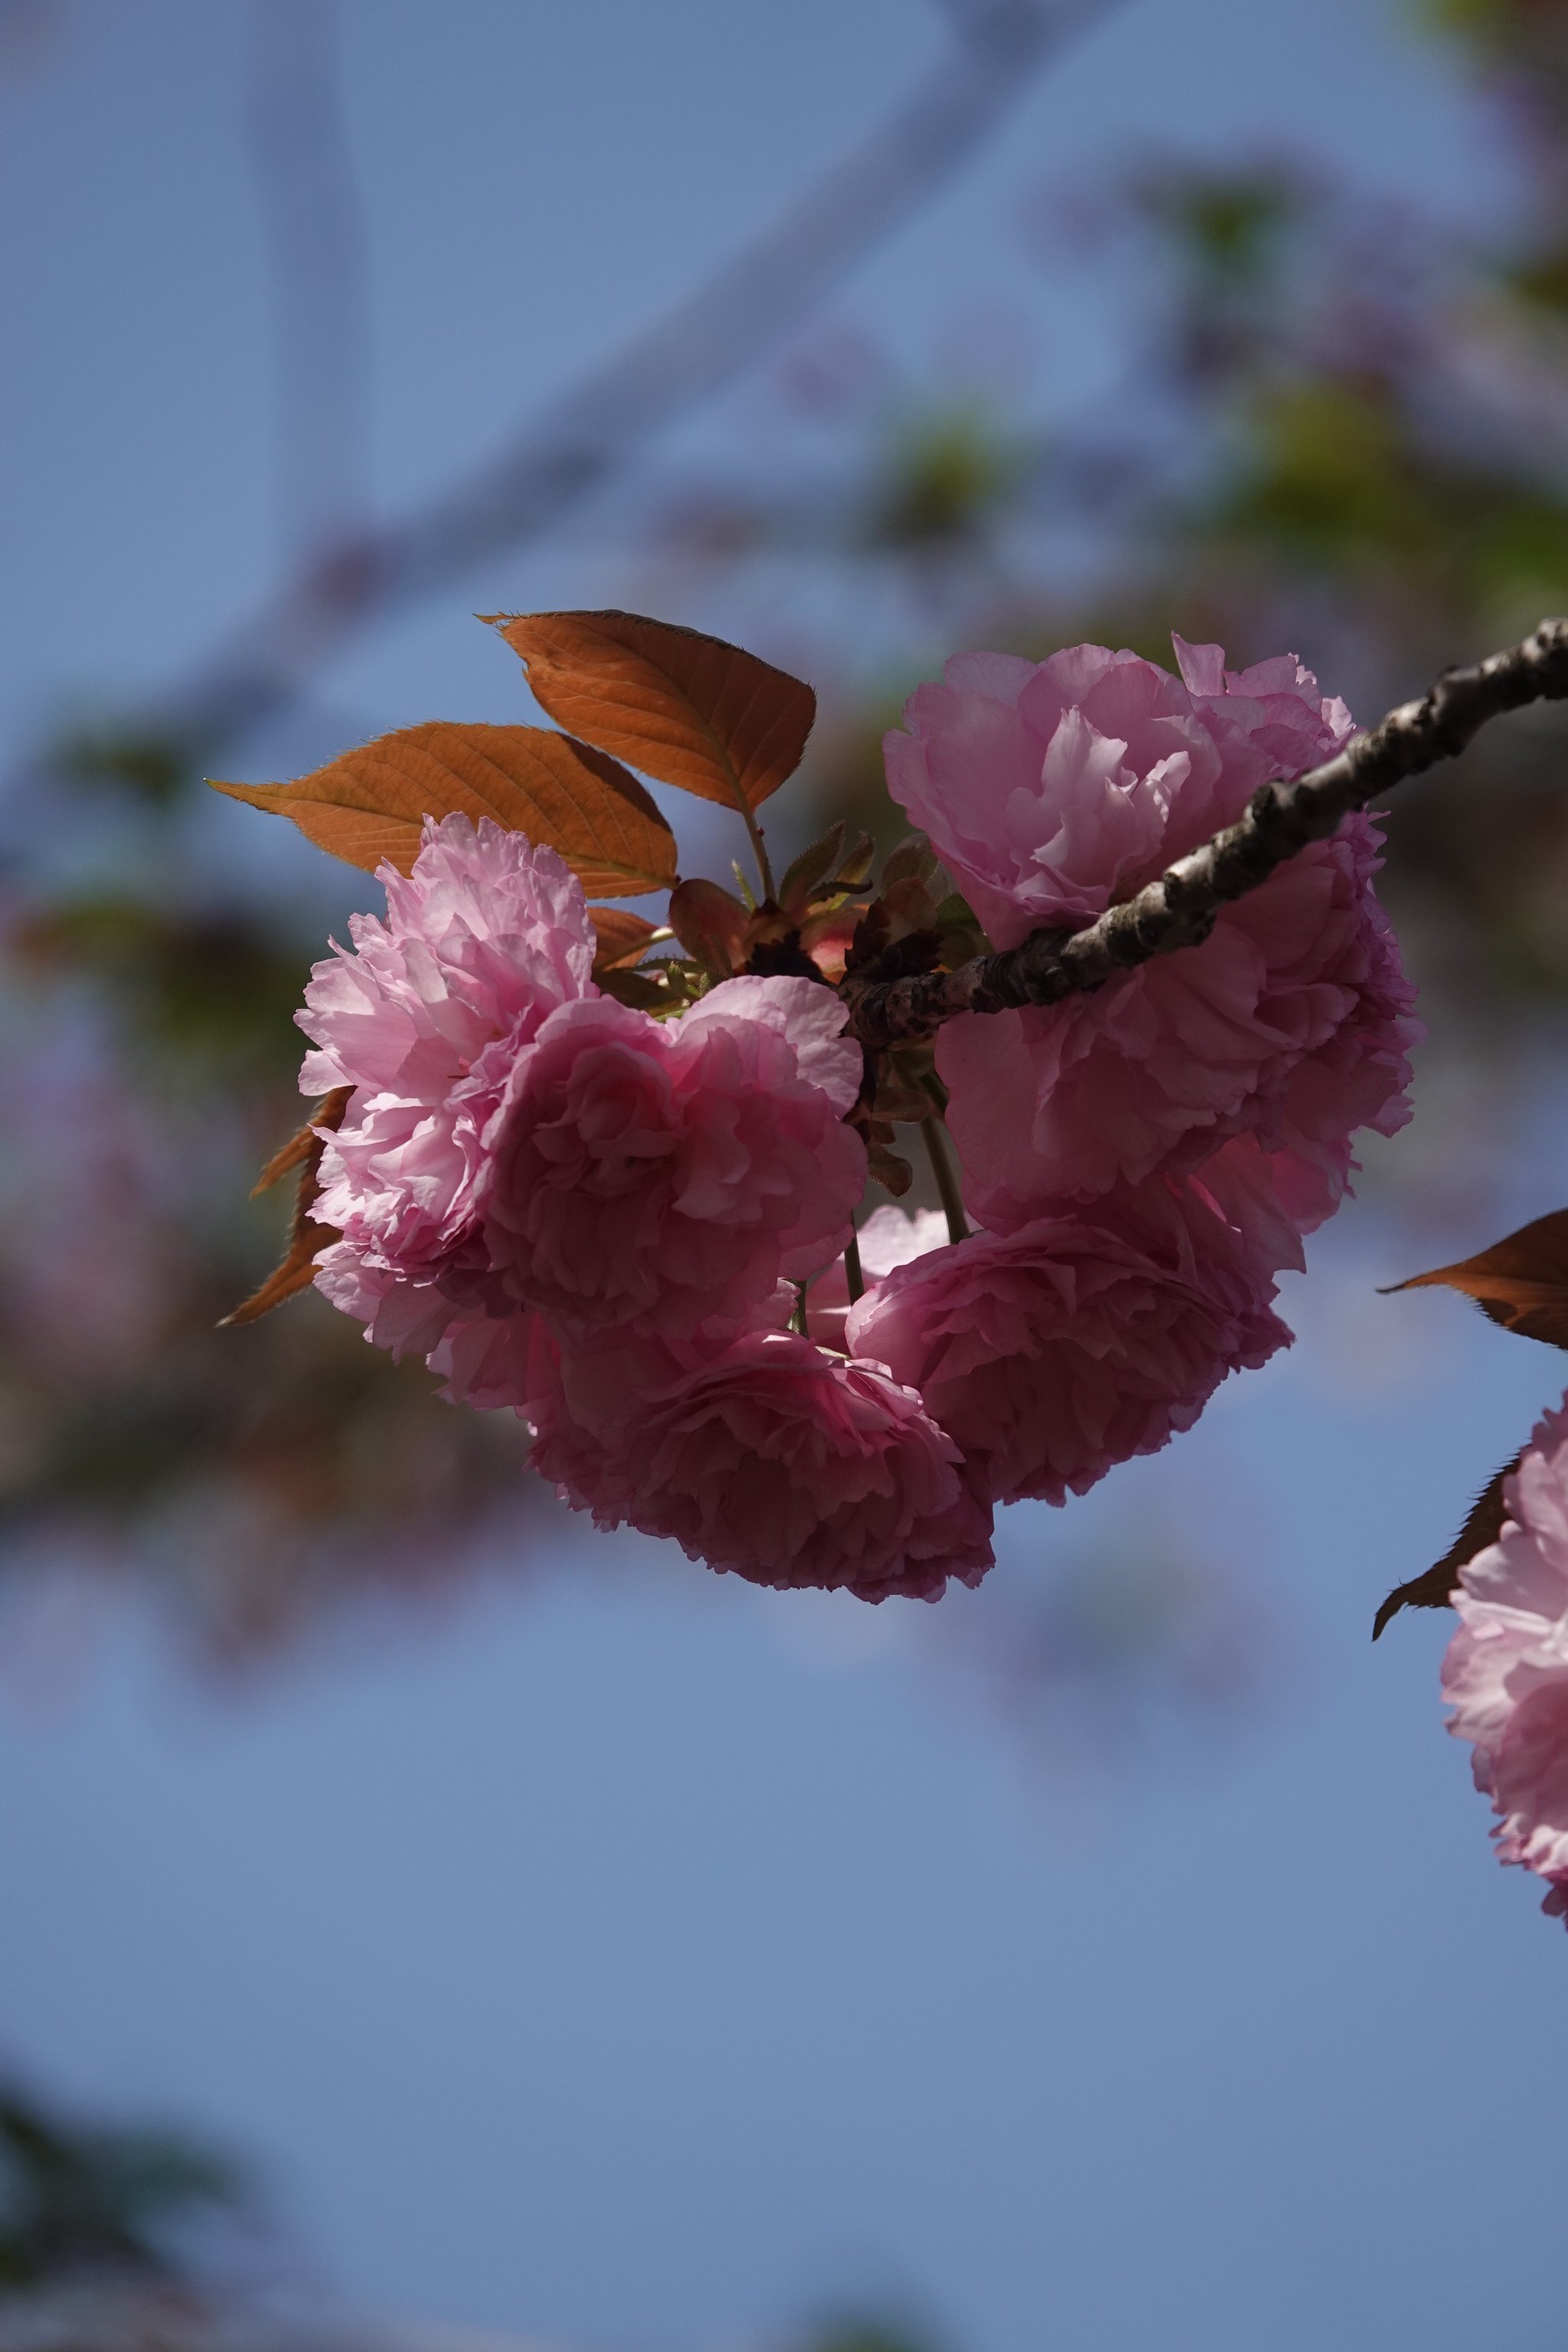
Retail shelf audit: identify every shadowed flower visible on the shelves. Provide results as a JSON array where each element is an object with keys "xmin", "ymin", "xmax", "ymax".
[
  {"xmin": 845, "ymin": 1172, "xmax": 1289, "ymax": 1506},
  {"xmin": 524, "ymin": 1321, "xmax": 994, "ymax": 1601}
]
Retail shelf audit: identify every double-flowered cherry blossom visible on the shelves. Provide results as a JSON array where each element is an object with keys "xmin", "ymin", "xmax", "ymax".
[
  {"xmin": 477, "ymin": 975, "xmax": 865, "ymax": 1336},
  {"xmin": 299, "ymin": 818, "xmax": 864, "ymax": 1395},
  {"xmin": 300, "ymin": 815, "xmax": 596, "ymax": 1352},
  {"xmin": 845, "ymin": 1176, "xmax": 1289, "ymax": 1508},
  {"xmin": 884, "ymin": 638, "xmax": 1420, "ymax": 1225},
  {"xmin": 525, "ymin": 1321, "xmax": 994, "ymax": 1601},
  {"xmin": 1444, "ymin": 1400, "xmax": 1568, "ymax": 1923},
  {"xmin": 290, "ymin": 627, "xmax": 1419, "ymax": 1606}
]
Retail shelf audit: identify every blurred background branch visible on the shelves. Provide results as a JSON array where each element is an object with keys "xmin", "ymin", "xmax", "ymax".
[
  {"xmin": 93, "ymin": 0, "xmax": 1123, "ymax": 772},
  {"xmin": 244, "ymin": 0, "xmax": 374, "ymax": 567}
]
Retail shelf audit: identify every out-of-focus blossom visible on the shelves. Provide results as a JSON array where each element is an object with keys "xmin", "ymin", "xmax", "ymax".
[
  {"xmin": 1445, "ymin": 1398, "xmax": 1568, "ymax": 1922},
  {"xmin": 301, "ymin": 816, "xmax": 596, "ymax": 1314},
  {"xmin": 845, "ymin": 1174, "xmax": 1289, "ymax": 1505},
  {"xmin": 884, "ymin": 639, "xmax": 1419, "ymax": 1216},
  {"xmin": 479, "ymin": 976, "xmax": 865, "ymax": 1337},
  {"xmin": 524, "ymin": 1321, "xmax": 994, "ymax": 1601}
]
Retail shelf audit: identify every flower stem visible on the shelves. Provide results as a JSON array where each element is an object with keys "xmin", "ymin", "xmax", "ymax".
[
  {"xmin": 844, "ymin": 1223, "xmax": 865, "ymax": 1304},
  {"xmin": 792, "ymin": 1280, "xmax": 809, "ymax": 1338},
  {"xmin": 742, "ymin": 802, "xmax": 776, "ymax": 903},
  {"xmin": 921, "ymin": 1116, "xmax": 969, "ymax": 1245}
]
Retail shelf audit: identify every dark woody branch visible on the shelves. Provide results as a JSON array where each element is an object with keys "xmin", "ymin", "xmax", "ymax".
[{"xmin": 844, "ymin": 617, "xmax": 1568, "ymax": 1050}]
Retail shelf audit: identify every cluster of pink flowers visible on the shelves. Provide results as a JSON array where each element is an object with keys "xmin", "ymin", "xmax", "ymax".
[
  {"xmin": 297, "ymin": 637, "xmax": 1419, "ymax": 1600},
  {"xmin": 1445, "ymin": 1404, "xmax": 1568, "ymax": 1925},
  {"xmin": 888, "ymin": 637, "xmax": 1417, "ymax": 1229}
]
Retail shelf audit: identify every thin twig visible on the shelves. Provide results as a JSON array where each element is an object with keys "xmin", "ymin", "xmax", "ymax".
[
  {"xmin": 922, "ymin": 1116, "xmax": 970, "ymax": 1243},
  {"xmin": 844, "ymin": 1226, "xmax": 865, "ymax": 1304},
  {"xmin": 845, "ymin": 617, "xmax": 1568, "ymax": 1049},
  {"xmin": 741, "ymin": 804, "xmax": 777, "ymax": 905}
]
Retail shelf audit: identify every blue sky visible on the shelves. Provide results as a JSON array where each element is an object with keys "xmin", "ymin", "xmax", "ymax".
[{"xmin": 2, "ymin": 5, "xmax": 1565, "ymax": 2349}]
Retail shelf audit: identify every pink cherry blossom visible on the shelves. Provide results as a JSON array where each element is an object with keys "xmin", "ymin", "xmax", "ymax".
[
  {"xmin": 844, "ymin": 1173, "xmax": 1289, "ymax": 1507},
  {"xmin": 886, "ymin": 637, "xmax": 1352, "ymax": 946},
  {"xmin": 524, "ymin": 1321, "xmax": 994, "ymax": 1601},
  {"xmin": 478, "ymin": 975, "xmax": 866, "ymax": 1338},
  {"xmin": 1444, "ymin": 1398, "xmax": 1568, "ymax": 1922},
  {"xmin": 300, "ymin": 815, "xmax": 596, "ymax": 1312},
  {"xmin": 884, "ymin": 639, "xmax": 1419, "ymax": 1215}
]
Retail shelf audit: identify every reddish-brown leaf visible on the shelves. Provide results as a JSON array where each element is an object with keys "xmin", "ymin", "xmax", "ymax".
[
  {"xmin": 211, "ymin": 722, "xmax": 677, "ymax": 897},
  {"xmin": 488, "ymin": 609, "xmax": 815, "ymax": 812},
  {"xmin": 249, "ymin": 1086, "xmax": 352, "ymax": 1196},
  {"xmin": 1372, "ymin": 1455, "xmax": 1521, "ymax": 1639},
  {"xmin": 223, "ymin": 1090, "xmax": 352, "ymax": 1328},
  {"xmin": 589, "ymin": 906, "xmax": 662, "ymax": 972},
  {"xmin": 1382, "ymin": 1208, "xmax": 1568, "ymax": 1349},
  {"xmin": 668, "ymin": 877, "xmax": 750, "ymax": 978},
  {"xmin": 778, "ymin": 822, "xmax": 846, "ymax": 920}
]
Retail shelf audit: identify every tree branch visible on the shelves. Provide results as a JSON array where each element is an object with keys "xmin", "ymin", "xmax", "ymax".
[
  {"xmin": 245, "ymin": 0, "xmax": 374, "ymax": 564},
  {"xmin": 844, "ymin": 616, "xmax": 1568, "ymax": 1049}
]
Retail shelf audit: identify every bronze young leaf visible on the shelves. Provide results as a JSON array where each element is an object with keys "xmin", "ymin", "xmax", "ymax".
[
  {"xmin": 778, "ymin": 822, "xmax": 847, "ymax": 920},
  {"xmin": 667, "ymin": 877, "xmax": 751, "ymax": 979},
  {"xmin": 588, "ymin": 907, "xmax": 665, "ymax": 972},
  {"xmin": 1382, "ymin": 1208, "xmax": 1568, "ymax": 1350},
  {"xmin": 211, "ymin": 722, "xmax": 677, "ymax": 897},
  {"xmin": 488, "ymin": 609, "xmax": 816, "ymax": 814},
  {"xmin": 223, "ymin": 1088, "xmax": 352, "ymax": 1328},
  {"xmin": 1371, "ymin": 1455, "xmax": 1521, "ymax": 1639}
]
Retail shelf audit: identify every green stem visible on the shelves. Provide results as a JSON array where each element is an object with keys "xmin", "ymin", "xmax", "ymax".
[
  {"xmin": 741, "ymin": 802, "xmax": 776, "ymax": 903},
  {"xmin": 792, "ymin": 1280, "xmax": 809, "ymax": 1337},
  {"xmin": 844, "ymin": 1223, "xmax": 864, "ymax": 1304},
  {"xmin": 921, "ymin": 1116, "xmax": 969, "ymax": 1246}
]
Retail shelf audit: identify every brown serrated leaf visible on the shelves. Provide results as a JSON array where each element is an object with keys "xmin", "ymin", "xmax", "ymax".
[
  {"xmin": 880, "ymin": 873, "xmax": 942, "ymax": 933},
  {"xmin": 250, "ymin": 1085, "xmax": 353, "ymax": 1196},
  {"xmin": 1372, "ymin": 1455, "xmax": 1521, "ymax": 1639},
  {"xmin": 779, "ymin": 822, "xmax": 846, "ymax": 920},
  {"xmin": 867, "ymin": 1138, "xmax": 913, "ymax": 1197},
  {"xmin": 224, "ymin": 1092, "xmax": 352, "ymax": 1327},
  {"xmin": 833, "ymin": 831, "xmax": 877, "ymax": 893},
  {"xmin": 1382, "ymin": 1208, "xmax": 1568, "ymax": 1349},
  {"xmin": 847, "ymin": 1094, "xmax": 912, "ymax": 1197},
  {"xmin": 668, "ymin": 877, "xmax": 750, "ymax": 978},
  {"xmin": 868, "ymin": 1076, "xmax": 933, "ymax": 1124},
  {"xmin": 211, "ymin": 723, "xmax": 677, "ymax": 897},
  {"xmin": 596, "ymin": 966, "xmax": 670, "ymax": 1011},
  {"xmin": 489, "ymin": 609, "xmax": 815, "ymax": 812},
  {"xmin": 589, "ymin": 907, "xmax": 663, "ymax": 972},
  {"xmin": 880, "ymin": 834, "xmax": 940, "ymax": 889}
]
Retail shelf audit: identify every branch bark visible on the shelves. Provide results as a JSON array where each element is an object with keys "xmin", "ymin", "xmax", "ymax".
[{"xmin": 844, "ymin": 616, "xmax": 1568, "ymax": 1049}]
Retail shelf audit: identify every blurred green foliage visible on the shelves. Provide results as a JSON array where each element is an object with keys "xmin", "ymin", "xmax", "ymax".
[
  {"xmin": 0, "ymin": 2084, "xmax": 243, "ymax": 2293},
  {"xmin": 863, "ymin": 408, "xmax": 1027, "ymax": 554}
]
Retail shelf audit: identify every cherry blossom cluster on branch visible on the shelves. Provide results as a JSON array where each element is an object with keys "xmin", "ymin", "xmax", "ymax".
[
  {"xmin": 215, "ymin": 610, "xmax": 1423, "ymax": 1602},
  {"xmin": 215, "ymin": 605, "xmax": 1568, "ymax": 1929}
]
